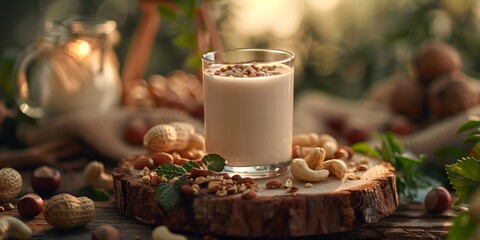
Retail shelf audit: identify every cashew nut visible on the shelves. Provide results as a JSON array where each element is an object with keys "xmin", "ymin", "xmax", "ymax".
[
  {"xmin": 0, "ymin": 216, "xmax": 32, "ymax": 240},
  {"xmin": 316, "ymin": 159, "xmax": 347, "ymax": 179},
  {"xmin": 151, "ymin": 225, "xmax": 187, "ymax": 240},
  {"xmin": 291, "ymin": 158, "xmax": 329, "ymax": 182},
  {"xmin": 83, "ymin": 161, "xmax": 113, "ymax": 191},
  {"xmin": 304, "ymin": 147, "xmax": 326, "ymax": 169},
  {"xmin": 318, "ymin": 134, "xmax": 338, "ymax": 159},
  {"xmin": 293, "ymin": 133, "xmax": 311, "ymax": 146}
]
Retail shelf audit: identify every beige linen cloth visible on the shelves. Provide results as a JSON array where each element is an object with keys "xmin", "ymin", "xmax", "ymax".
[
  {"xmin": 16, "ymin": 88, "xmax": 480, "ymax": 165},
  {"xmin": 17, "ymin": 107, "xmax": 204, "ymax": 161}
]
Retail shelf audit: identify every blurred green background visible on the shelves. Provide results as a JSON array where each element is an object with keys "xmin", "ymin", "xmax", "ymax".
[{"xmin": 2, "ymin": 0, "xmax": 480, "ymax": 145}]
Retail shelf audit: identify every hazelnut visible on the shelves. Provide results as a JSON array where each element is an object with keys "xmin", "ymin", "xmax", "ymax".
[
  {"xmin": 424, "ymin": 186, "xmax": 452, "ymax": 214},
  {"xmin": 427, "ymin": 72, "xmax": 478, "ymax": 120},
  {"xmin": 31, "ymin": 166, "xmax": 61, "ymax": 197},
  {"xmin": 415, "ymin": 41, "xmax": 462, "ymax": 84},
  {"xmin": 390, "ymin": 79, "xmax": 427, "ymax": 122},
  {"xmin": 17, "ymin": 193, "xmax": 44, "ymax": 218},
  {"xmin": 92, "ymin": 224, "xmax": 122, "ymax": 240}
]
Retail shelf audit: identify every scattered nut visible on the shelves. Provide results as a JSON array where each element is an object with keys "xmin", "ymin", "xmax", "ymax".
[
  {"xmin": 318, "ymin": 159, "xmax": 348, "ymax": 179},
  {"xmin": 291, "ymin": 158, "xmax": 329, "ymax": 182},
  {"xmin": 0, "ymin": 168, "xmax": 22, "ymax": 203},
  {"xmin": 293, "ymin": 134, "xmax": 310, "ymax": 146},
  {"xmin": 180, "ymin": 185, "xmax": 196, "ymax": 196},
  {"xmin": 215, "ymin": 187, "xmax": 228, "ymax": 197},
  {"xmin": 304, "ymin": 183, "xmax": 313, "ymax": 188},
  {"xmin": 44, "ymin": 193, "xmax": 95, "ymax": 229},
  {"xmin": 84, "ymin": 161, "xmax": 114, "ymax": 192},
  {"xmin": 191, "ymin": 168, "xmax": 211, "ymax": 178},
  {"xmin": 424, "ymin": 186, "xmax": 452, "ymax": 214},
  {"xmin": 291, "ymin": 145, "xmax": 303, "ymax": 158},
  {"xmin": 356, "ymin": 164, "xmax": 369, "ymax": 171},
  {"xmin": 151, "ymin": 225, "xmax": 187, "ymax": 240},
  {"xmin": 284, "ymin": 178, "xmax": 293, "ymax": 188},
  {"xmin": 0, "ymin": 216, "xmax": 32, "ymax": 239},
  {"xmin": 31, "ymin": 165, "xmax": 62, "ymax": 196},
  {"xmin": 133, "ymin": 156, "xmax": 154, "ymax": 170},
  {"xmin": 286, "ymin": 187, "xmax": 299, "ymax": 193},
  {"xmin": 304, "ymin": 147, "xmax": 326, "ymax": 170},
  {"xmin": 173, "ymin": 158, "xmax": 190, "ymax": 166},
  {"xmin": 308, "ymin": 132, "xmax": 321, "ymax": 146},
  {"xmin": 231, "ymin": 175, "xmax": 243, "ymax": 182},
  {"xmin": 142, "ymin": 175, "xmax": 151, "ymax": 184},
  {"xmin": 92, "ymin": 224, "xmax": 122, "ymax": 240},
  {"xmin": 265, "ymin": 179, "xmax": 283, "ymax": 189},
  {"xmin": 0, "ymin": 207, "xmax": 4, "ymax": 212},
  {"xmin": 334, "ymin": 149, "xmax": 349, "ymax": 161},
  {"xmin": 318, "ymin": 134, "xmax": 338, "ymax": 159},
  {"xmin": 139, "ymin": 167, "xmax": 150, "ymax": 177},
  {"xmin": 17, "ymin": 193, "xmax": 44, "ymax": 219},
  {"xmin": 239, "ymin": 177, "xmax": 255, "ymax": 185},
  {"xmin": 150, "ymin": 152, "xmax": 174, "ymax": 166}
]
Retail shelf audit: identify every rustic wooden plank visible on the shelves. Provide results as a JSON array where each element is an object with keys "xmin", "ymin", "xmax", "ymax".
[
  {"xmin": 0, "ymin": 201, "xmax": 154, "ymax": 240},
  {"xmin": 0, "ymin": 200, "xmax": 451, "ymax": 240},
  {"xmin": 0, "ymin": 162, "xmax": 452, "ymax": 240}
]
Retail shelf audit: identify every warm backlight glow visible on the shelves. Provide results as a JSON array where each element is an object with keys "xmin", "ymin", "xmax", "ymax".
[{"xmin": 66, "ymin": 39, "xmax": 91, "ymax": 58}]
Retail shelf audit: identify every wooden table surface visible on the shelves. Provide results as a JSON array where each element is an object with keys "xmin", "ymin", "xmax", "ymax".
[
  {"xmin": 0, "ymin": 159, "xmax": 453, "ymax": 240},
  {"xmin": 0, "ymin": 200, "xmax": 453, "ymax": 240}
]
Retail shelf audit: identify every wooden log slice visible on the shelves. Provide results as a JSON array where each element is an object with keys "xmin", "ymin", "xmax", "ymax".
[{"xmin": 113, "ymin": 156, "xmax": 398, "ymax": 238}]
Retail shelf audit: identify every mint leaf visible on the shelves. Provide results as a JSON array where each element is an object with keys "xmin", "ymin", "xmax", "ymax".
[
  {"xmin": 352, "ymin": 142, "xmax": 380, "ymax": 158},
  {"xmin": 181, "ymin": 161, "xmax": 200, "ymax": 172},
  {"xmin": 447, "ymin": 211, "xmax": 478, "ymax": 240},
  {"xmin": 361, "ymin": 133, "xmax": 434, "ymax": 200},
  {"xmin": 446, "ymin": 156, "xmax": 480, "ymax": 203},
  {"xmin": 156, "ymin": 162, "xmax": 187, "ymax": 180},
  {"xmin": 378, "ymin": 132, "xmax": 404, "ymax": 164},
  {"xmin": 156, "ymin": 183, "xmax": 180, "ymax": 210},
  {"xmin": 173, "ymin": 175, "xmax": 187, "ymax": 188},
  {"xmin": 202, "ymin": 154, "xmax": 226, "ymax": 172}
]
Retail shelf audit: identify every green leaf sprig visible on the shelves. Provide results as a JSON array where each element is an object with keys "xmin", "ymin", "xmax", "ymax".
[
  {"xmin": 445, "ymin": 116, "xmax": 480, "ymax": 239},
  {"xmin": 155, "ymin": 153, "xmax": 226, "ymax": 210},
  {"xmin": 353, "ymin": 132, "xmax": 438, "ymax": 200}
]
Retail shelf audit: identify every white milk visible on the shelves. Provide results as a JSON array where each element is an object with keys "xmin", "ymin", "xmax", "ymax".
[{"xmin": 203, "ymin": 65, "xmax": 294, "ymax": 167}]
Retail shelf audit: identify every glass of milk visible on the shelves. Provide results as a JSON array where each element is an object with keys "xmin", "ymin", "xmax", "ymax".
[{"xmin": 202, "ymin": 49, "xmax": 295, "ymax": 178}]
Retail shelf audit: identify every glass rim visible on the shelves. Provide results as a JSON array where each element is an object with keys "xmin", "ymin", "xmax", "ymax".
[{"xmin": 202, "ymin": 48, "xmax": 295, "ymax": 64}]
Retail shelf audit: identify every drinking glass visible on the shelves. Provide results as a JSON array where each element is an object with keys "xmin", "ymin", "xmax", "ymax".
[{"xmin": 202, "ymin": 48, "xmax": 295, "ymax": 178}]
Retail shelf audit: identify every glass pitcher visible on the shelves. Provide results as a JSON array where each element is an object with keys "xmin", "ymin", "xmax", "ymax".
[{"xmin": 13, "ymin": 17, "xmax": 122, "ymax": 120}]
